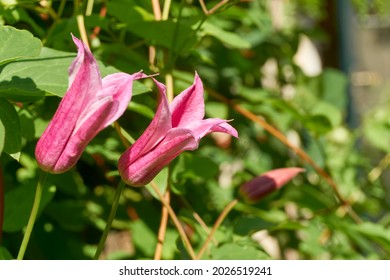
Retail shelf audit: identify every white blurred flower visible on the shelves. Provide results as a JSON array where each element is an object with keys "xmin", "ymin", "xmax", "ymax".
[{"xmin": 293, "ymin": 34, "xmax": 322, "ymax": 77}]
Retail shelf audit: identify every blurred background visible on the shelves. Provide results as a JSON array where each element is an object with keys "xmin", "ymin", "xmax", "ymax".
[{"xmin": 1, "ymin": 0, "xmax": 390, "ymax": 260}]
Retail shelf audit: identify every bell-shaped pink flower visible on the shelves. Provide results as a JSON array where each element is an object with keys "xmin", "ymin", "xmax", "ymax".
[
  {"xmin": 240, "ymin": 167, "xmax": 304, "ymax": 202},
  {"xmin": 118, "ymin": 73, "xmax": 238, "ymax": 187},
  {"xmin": 35, "ymin": 35, "xmax": 147, "ymax": 173}
]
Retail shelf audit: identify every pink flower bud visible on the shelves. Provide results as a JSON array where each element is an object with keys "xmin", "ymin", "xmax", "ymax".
[{"xmin": 240, "ymin": 167, "xmax": 304, "ymax": 202}]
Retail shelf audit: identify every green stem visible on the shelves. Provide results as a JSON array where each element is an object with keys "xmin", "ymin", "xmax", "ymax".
[
  {"xmin": 114, "ymin": 121, "xmax": 132, "ymax": 148},
  {"xmin": 162, "ymin": 0, "xmax": 172, "ymax": 20},
  {"xmin": 165, "ymin": 73, "xmax": 174, "ymax": 103},
  {"xmin": 166, "ymin": 0, "xmax": 185, "ymax": 69},
  {"xmin": 94, "ymin": 180, "xmax": 126, "ymax": 260},
  {"xmin": 86, "ymin": 0, "xmax": 95, "ymax": 16},
  {"xmin": 17, "ymin": 172, "xmax": 48, "ymax": 260},
  {"xmin": 74, "ymin": 0, "xmax": 80, "ymax": 16},
  {"xmin": 196, "ymin": 199, "xmax": 238, "ymax": 260},
  {"xmin": 76, "ymin": 14, "xmax": 90, "ymax": 48},
  {"xmin": 57, "ymin": 0, "xmax": 67, "ymax": 19}
]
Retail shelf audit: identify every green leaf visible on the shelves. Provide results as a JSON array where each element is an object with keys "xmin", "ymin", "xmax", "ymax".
[
  {"xmin": 162, "ymin": 229, "xmax": 179, "ymax": 260},
  {"xmin": 363, "ymin": 108, "xmax": 390, "ymax": 153},
  {"xmin": 304, "ymin": 115, "xmax": 333, "ymax": 135},
  {"xmin": 364, "ymin": 122, "xmax": 390, "ymax": 153},
  {"xmin": 19, "ymin": 109, "xmax": 35, "ymax": 141},
  {"xmin": 3, "ymin": 182, "xmax": 56, "ymax": 232},
  {"xmin": 187, "ymin": 155, "xmax": 219, "ymax": 179},
  {"xmin": 0, "ymin": 47, "xmax": 150, "ymax": 101},
  {"xmin": 299, "ymin": 220, "xmax": 329, "ymax": 258},
  {"xmin": 171, "ymin": 154, "xmax": 220, "ymax": 195},
  {"xmin": 340, "ymin": 223, "xmax": 377, "ymax": 255},
  {"xmin": 310, "ymin": 101, "xmax": 342, "ymax": 128},
  {"xmin": 2, "ymin": 7, "xmax": 46, "ymax": 37},
  {"xmin": 202, "ymin": 22, "xmax": 251, "ymax": 49},
  {"xmin": 100, "ymin": 43, "xmax": 150, "ymax": 73},
  {"xmin": 0, "ymin": 247, "xmax": 13, "ymax": 260},
  {"xmin": 131, "ymin": 219, "xmax": 157, "ymax": 257},
  {"xmin": 0, "ymin": 25, "xmax": 42, "ymax": 65},
  {"xmin": 45, "ymin": 200, "xmax": 87, "ymax": 231},
  {"xmin": 107, "ymin": 0, "xmax": 154, "ymax": 25},
  {"xmin": 128, "ymin": 101, "xmax": 154, "ymax": 119},
  {"xmin": 131, "ymin": 82, "xmax": 152, "ymax": 97},
  {"xmin": 125, "ymin": 19, "xmax": 199, "ymax": 54},
  {"xmin": 351, "ymin": 222, "xmax": 390, "ymax": 251},
  {"xmin": 0, "ymin": 98, "xmax": 21, "ymax": 155},
  {"xmin": 45, "ymin": 172, "xmax": 89, "ymax": 198},
  {"xmin": 321, "ymin": 69, "xmax": 348, "ymax": 110},
  {"xmin": 173, "ymin": 153, "xmax": 219, "ymax": 183},
  {"xmin": 234, "ymin": 216, "xmax": 277, "ymax": 235},
  {"xmin": 210, "ymin": 243, "xmax": 269, "ymax": 260},
  {"xmin": 145, "ymin": 167, "xmax": 169, "ymax": 200},
  {"xmin": 205, "ymin": 102, "xmax": 228, "ymax": 119}
]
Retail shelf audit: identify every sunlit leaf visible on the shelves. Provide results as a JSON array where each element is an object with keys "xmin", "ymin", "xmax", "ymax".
[
  {"xmin": 0, "ymin": 25, "xmax": 42, "ymax": 65},
  {"xmin": 0, "ymin": 47, "xmax": 150, "ymax": 101},
  {"xmin": 322, "ymin": 69, "xmax": 348, "ymax": 110},
  {"xmin": 130, "ymin": 219, "xmax": 156, "ymax": 257},
  {"xmin": 202, "ymin": 22, "xmax": 251, "ymax": 49},
  {"xmin": 363, "ymin": 108, "xmax": 390, "ymax": 153}
]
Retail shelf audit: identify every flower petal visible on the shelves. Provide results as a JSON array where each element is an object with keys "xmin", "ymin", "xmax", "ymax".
[
  {"xmin": 209, "ymin": 122, "xmax": 239, "ymax": 138},
  {"xmin": 35, "ymin": 36, "xmax": 102, "ymax": 172},
  {"xmin": 126, "ymin": 78, "xmax": 172, "ymax": 160},
  {"xmin": 68, "ymin": 34, "xmax": 102, "ymax": 93},
  {"xmin": 119, "ymin": 128, "xmax": 198, "ymax": 186},
  {"xmin": 54, "ymin": 72, "xmax": 148, "ymax": 173},
  {"xmin": 67, "ymin": 35, "xmax": 85, "ymax": 86},
  {"xmin": 170, "ymin": 72, "xmax": 205, "ymax": 127},
  {"xmin": 73, "ymin": 71, "xmax": 148, "ymax": 133},
  {"xmin": 187, "ymin": 118, "xmax": 238, "ymax": 141},
  {"xmin": 51, "ymin": 96, "xmax": 115, "ymax": 173}
]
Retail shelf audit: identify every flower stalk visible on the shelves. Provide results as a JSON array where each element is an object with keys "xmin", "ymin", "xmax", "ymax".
[
  {"xmin": 94, "ymin": 180, "xmax": 126, "ymax": 260},
  {"xmin": 17, "ymin": 172, "xmax": 48, "ymax": 260}
]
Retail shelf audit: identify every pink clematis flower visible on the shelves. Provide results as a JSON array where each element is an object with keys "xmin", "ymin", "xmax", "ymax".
[
  {"xmin": 35, "ymin": 35, "xmax": 147, "ymax": 173},
  {"xmin": 240, "ymin": 167, "xmax": 304, "ymax": 202},
  {"xmin": 118, "ymin": 73, "xmax": 238, "ymax": 187}
]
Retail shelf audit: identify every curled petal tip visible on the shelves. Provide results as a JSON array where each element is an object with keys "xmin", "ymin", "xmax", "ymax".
[{"xmin": 218, "ymin": 121, "xmax": 239, "ymax": 138}]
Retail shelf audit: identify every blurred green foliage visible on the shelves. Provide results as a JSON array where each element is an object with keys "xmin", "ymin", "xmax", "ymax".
[{"xmin": 0, "ymin": 0, "xmax": 390, "ymax": 260}]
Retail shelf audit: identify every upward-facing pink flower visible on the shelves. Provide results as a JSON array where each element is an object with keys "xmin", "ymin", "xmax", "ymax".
[
  {"xmin": 35, "ymin": 35, "xmax": 147, "ymax": 173},
  {"xmin": 118, "ymin": 73, "xmax": 238, "ymax": 187}
]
